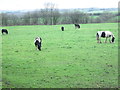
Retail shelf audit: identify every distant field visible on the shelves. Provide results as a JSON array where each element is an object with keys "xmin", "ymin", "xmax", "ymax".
[{"xmin": 2, "ymin": 23, "xmax": 118, "ymax": 88}]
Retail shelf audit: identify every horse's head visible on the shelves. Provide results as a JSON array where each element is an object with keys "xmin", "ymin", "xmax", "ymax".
[
  {"xmin": 96, "ymin": 33, "xmax": 99, "ymax": 40},
  {"xmin": 111, "ymin": 36, "xmax": 115, "ymax": 43}
]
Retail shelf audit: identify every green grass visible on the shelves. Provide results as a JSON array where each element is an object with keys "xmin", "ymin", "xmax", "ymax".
[{"xmin": 2, "ymin": 23, "xmax": 118, "ymax": 88}]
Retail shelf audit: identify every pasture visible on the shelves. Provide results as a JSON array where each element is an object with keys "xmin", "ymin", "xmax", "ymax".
[{"xmin": 1, "ymin": 23, "xmax": 118, "ymax": 88}]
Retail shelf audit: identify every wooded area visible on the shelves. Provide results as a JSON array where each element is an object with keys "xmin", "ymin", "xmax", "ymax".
[{"xmin": 1, "ymin": 3, "xmax": 118, "ymax": 26}]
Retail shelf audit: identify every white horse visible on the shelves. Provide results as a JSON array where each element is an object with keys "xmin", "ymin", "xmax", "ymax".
[{"xmin": 96, "ymin": 31, "xmax": 115, "ymax": 43}]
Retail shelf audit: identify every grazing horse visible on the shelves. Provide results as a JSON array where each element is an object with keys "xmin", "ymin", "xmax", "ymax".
[
  {"xmin": 74, "ymin": 24, "xmax": 80, "ymax": 29},
  {"xmin": 61, "ymin": 26, "xmax": 64, "ymax": 31},
  {"xmin": 1, "ymin": 29, "xmax": 8, "ymax": 35},
  {"xmin": 96, "ymin": 31, "xmax": 115, "ymax": 43},
  {"xmin": 34, "ymin": 37, "xmax": 42, "ymax": 51}
]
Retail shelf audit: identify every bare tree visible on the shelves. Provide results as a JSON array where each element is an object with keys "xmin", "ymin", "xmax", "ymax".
[
  {"xmin": 61, "ymin": 11, "xmax": 71, "ymax": 24},
  {"xmin": 0, "ymin": 13, "xmax": 2, "ymax": 26},
  {"xmin": 1, "ymin": 13, "xmax": 8, "ymax": 26},
  {"xmin": 31, "ymin": 10, "xmax": 41, "ymax": 25},
  {"xmin": 41, "ymin": 2, "xmax": 60, "ymax": 25},
  {"xmin": 69, "ymin": 10, "xmax": 89, "ymax": 24},
  {"xmin": 51, "ymin": 9, "xmax": 60, "ymax": 25},
  {"xmin": 9, "ymin": 14, "xmax": 19, "ymax": 25},
  {"xmin": 41, "ymin": 8, "xmax": 50, "ymax": 25},
  {"xmin": 22, "ymin": 12, "xmax": 31, "ymax": 25}
]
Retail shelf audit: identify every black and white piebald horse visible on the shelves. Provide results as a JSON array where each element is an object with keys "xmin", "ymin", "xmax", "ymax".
[
  {"xmin": 1, "ymin": 29, "xmax": 8, "ymax": 35},
  {"xmin": 96, "ymin": 31, "xmax": 115, "ymax": 43},
  {"xmin": 61, "ymin": 26, "xmax": 64, "ymax": 31},
  {"xmin": 74, "ymin": 24, "xmax": 80, "ymax": 29},
  {"xmin": 34, "ymin": 37, "xmax": 42, "ymax": 51}
]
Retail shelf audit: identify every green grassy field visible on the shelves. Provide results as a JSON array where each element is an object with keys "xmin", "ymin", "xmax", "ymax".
[{"xmin": 1, "ymin": 23, "xmax": 118, "ymax": 88}]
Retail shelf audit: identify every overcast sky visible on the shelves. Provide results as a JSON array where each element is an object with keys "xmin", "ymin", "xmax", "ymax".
[{"xmin": 0, "ymin": 0, "xmax": 119, "ymax": 11}]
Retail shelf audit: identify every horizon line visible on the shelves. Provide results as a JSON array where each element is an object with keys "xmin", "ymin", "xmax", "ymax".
[{"xmin": 0, "ymin": 7, "xmax": 118, "ymax": 12}]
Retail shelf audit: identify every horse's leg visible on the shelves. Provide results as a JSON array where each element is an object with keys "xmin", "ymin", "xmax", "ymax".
[
  {"xmin": 105, "ymin": 38, "xmax": 107, "ymax": 43},
  {"xmin": 97, "ymin": 37, "xmax": 100, "ymax": 43},
  {"xmin": 97, "ymin": 39, "xmax": 99, "ymax": 43},
  {"xmin": 2, "ymin": 31, "xmax": 3, "ymax": 35},
  {"xmin": 35, "ymin": 45, "xmax": 38, "ymax": 50},
  {"xmin": 99, "ymin": 38, "xmax": 102, "ymax": 43},
  {"xmin": 109, "ymin": 38, "xmax": 111, "ymax": 43}
]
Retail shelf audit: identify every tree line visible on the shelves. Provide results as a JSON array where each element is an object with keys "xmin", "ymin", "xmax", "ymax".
[{"xmin": 1, "ymin": 3, "xmax": 118, "ymax": 26}]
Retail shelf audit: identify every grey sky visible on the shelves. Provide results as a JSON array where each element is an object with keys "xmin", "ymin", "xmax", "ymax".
[{"xmin": 0, "ymin": 0, "xmax": 119, "ymax": 10}]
